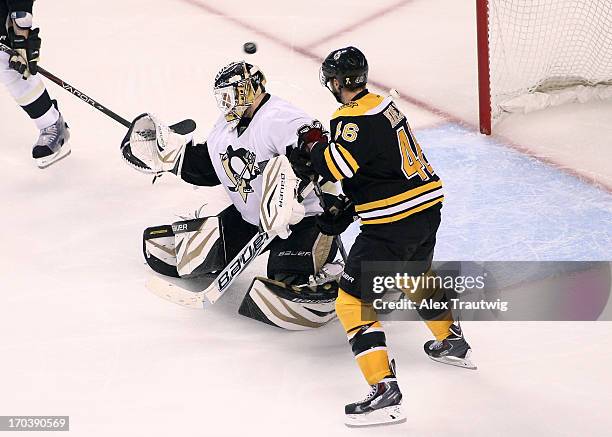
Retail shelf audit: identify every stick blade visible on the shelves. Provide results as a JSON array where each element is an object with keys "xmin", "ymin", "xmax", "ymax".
[
  {"xmin": 169, "ymin": 119, "xmax": 196, "ymax": 135},
  {"xmin": 145, "ymin": 276, "xmax": 205, "ymax": 309}
]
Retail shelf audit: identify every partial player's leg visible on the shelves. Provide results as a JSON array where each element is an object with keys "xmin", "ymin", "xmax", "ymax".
[
  {"xmin": 0, "ymin": 13, "xmax": 69, "ymax": 168},
  {"xmin": 336, "ymin": 232, "xmax": 405, "ymax": 427},
  {"xmin": 335, "ymin": 205, "xmax": 474, "ymax": 426},
  {"xmin": 31, "ymin": 99, "xmax": 70, "ymax": 168},
  {"xmin": 401, "ymin": 205, "xmax": 476, "ymax": 369}
]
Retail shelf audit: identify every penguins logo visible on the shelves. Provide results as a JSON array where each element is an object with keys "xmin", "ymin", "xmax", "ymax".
[{"xmin": 221, "ymin": 146, "xmax": 261, "ymax": 202}]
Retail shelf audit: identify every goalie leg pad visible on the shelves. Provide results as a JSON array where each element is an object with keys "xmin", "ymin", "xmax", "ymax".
[
  {"xmin": 143, "ymin": 217, "xmax": 225, "ymax": 278},
  {"xmin": 238, "ymin": 277, "xmax": 338, "ymax": 330},
  {"xmin": 173, "ymin": 216, "xmax": 225, "ymax": 278},
  {"xmin": 143, "ymin": 205, "xmax": 258, "ymax": 278},
  {"xmin": 143, "ymin": 224, "xmax": 179, "ymax": 277}
]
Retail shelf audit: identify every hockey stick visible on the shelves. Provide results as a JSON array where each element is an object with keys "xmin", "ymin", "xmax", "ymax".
[
  {"xmin": 146, "ymin": 176, "xmax": 315, "ymax": 309},
  {"xmin": 1, "ymin": 43, "xmax": 197, "ymax": 134},
  {"xmin": 0, "ymin": 42, "xmax": 131, "ymax": 127}
]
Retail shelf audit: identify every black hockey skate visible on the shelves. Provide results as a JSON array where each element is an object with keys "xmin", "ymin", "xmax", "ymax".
[
  {"xmin": 424, "ymin": 323, "xmax": 476, "ymax": 370},
  {"xmin": 344, "ymin": 374, "xmax": 405, "ymax": 427},
  {"xmin": 32, "ymin": 101, "xmax": 71, "ymax": 168}
]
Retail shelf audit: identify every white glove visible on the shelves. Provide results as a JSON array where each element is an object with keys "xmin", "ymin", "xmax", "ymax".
[{"xmin": 120, "ymin": 113, "xmax": 194, "ymax": 175}]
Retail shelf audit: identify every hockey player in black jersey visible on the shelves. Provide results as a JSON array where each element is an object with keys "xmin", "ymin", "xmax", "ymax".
[
  {"xmin": 0, "ymin": 0, "xmax": 70, "ymax": 167},
  {"xmin": 290, "ymin": 46, "xmax": 475, "ymax": 426}
]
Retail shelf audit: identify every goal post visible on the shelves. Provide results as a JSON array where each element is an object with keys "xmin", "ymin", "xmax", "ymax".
[
  {"xmin": 476, "ymin": 0, "xmax": 492, "ymax": 135},
  {"xmin": 476, "ymin": 0, "xmax": 612, "ymax": 135}
]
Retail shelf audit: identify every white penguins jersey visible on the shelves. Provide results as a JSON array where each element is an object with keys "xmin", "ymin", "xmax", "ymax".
[{"xmin": 205, "ymin": 95, "xmax": 323, "ymax": 226}]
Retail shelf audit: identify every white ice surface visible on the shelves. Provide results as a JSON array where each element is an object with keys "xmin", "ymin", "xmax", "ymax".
[{"xmin": 1, "ymin": 1, "xmax": 612, "ymax": 436}]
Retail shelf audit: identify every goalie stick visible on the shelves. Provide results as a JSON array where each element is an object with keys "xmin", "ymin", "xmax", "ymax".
[{"xmin": 146, "ymin": 229, "xmax": 272, "ymax": 309}]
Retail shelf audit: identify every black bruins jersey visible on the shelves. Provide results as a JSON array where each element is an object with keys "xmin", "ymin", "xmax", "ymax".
[{"xmin": 311, "ymin": 90, "xmax": 443, "ymax": 225}]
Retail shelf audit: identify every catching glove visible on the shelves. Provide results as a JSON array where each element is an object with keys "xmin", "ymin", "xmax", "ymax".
[{"xmin": 120, "ymin": 113, "xmax": 195, "ymax": 177}]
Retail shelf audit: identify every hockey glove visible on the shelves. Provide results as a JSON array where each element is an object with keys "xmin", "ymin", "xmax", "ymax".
[
  {"xmin": 297, "ymin": 120, "xmax": 328, "ymax": 152},
  {"xmin": 316, "ymin": 194, "xmax": 356, "ymax": 236},
  {"xmin": 289, "ymin": 146, "xmax": 316, "ymax": 182},
  {"xmin": 120, "ymin": 113, "xmax": 194, "ymax": 177},
  {"xmin": 290, "ymin": 120, "xmax": 329, "ymax": 182},
  {"xmin": 7, "ymin": 12, "xmax": 40, "ymax": 79}
]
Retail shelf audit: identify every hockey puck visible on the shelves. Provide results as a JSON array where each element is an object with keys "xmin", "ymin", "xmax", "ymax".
[{"xmin": 243, "ymin": 42, "xmax": 257, "ymax": 54}]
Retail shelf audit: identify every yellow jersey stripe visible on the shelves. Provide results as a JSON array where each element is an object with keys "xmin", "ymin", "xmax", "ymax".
[
  {"xmin": 324, "ymin": 147, "xmax": 344, "ymax": 181},
  {"xmin": 355, "ymin": 180, "xmax": 443, "ymax": 212},
  {"xmin": 361, "ymin": 197, "xmax": 444, "ymax": 225},
  {"xmin": 337, "ymin": 144, "xmax": 359, "ymax": 173},
  {"xmin": 332, "ymin": 93, "xmax": 386, "ymax": 119}
]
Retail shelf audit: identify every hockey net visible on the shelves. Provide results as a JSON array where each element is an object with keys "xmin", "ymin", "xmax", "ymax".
[{"xmin": 478, "ymin": 0, "xmax": 612, "ymax": 134}]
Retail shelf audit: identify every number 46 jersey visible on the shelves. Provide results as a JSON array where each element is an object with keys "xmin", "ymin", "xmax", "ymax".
[{"xmin": 310, "ymin": 90, "xmax": 444, "ymax": 225}]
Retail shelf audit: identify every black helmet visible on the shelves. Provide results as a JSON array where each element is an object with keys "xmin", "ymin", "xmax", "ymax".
[{"xmin": 320, "ymin": 46, "xmax": 368, "ymax": 100}]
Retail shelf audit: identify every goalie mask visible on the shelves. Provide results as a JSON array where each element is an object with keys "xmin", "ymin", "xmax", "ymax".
[{"xmin": 214, "ymin": 61, "xmax": 266, "ymax": 129}]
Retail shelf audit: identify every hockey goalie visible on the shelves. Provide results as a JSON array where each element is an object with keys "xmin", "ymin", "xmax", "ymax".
[{"xmin": 120, "ymin": 61, "xmax": 346, "ymax": 330}]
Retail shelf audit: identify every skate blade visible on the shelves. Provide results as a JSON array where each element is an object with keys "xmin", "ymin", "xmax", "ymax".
[
  {"xmin": 429, "ymin": 349, "xmax": 477, "ymax": 370},
  {"xmin": 345, "ymin": 405, "xmax": 406, "ymax": 428},
  {"xmin": 36, "ymin": 146, "xmax": 71, "ymax": 169}
]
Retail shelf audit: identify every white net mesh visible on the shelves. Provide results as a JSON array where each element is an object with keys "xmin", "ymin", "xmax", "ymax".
[{"xmin": 488, "ymin": 0, "xmax": 612, "ymax": 120}]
